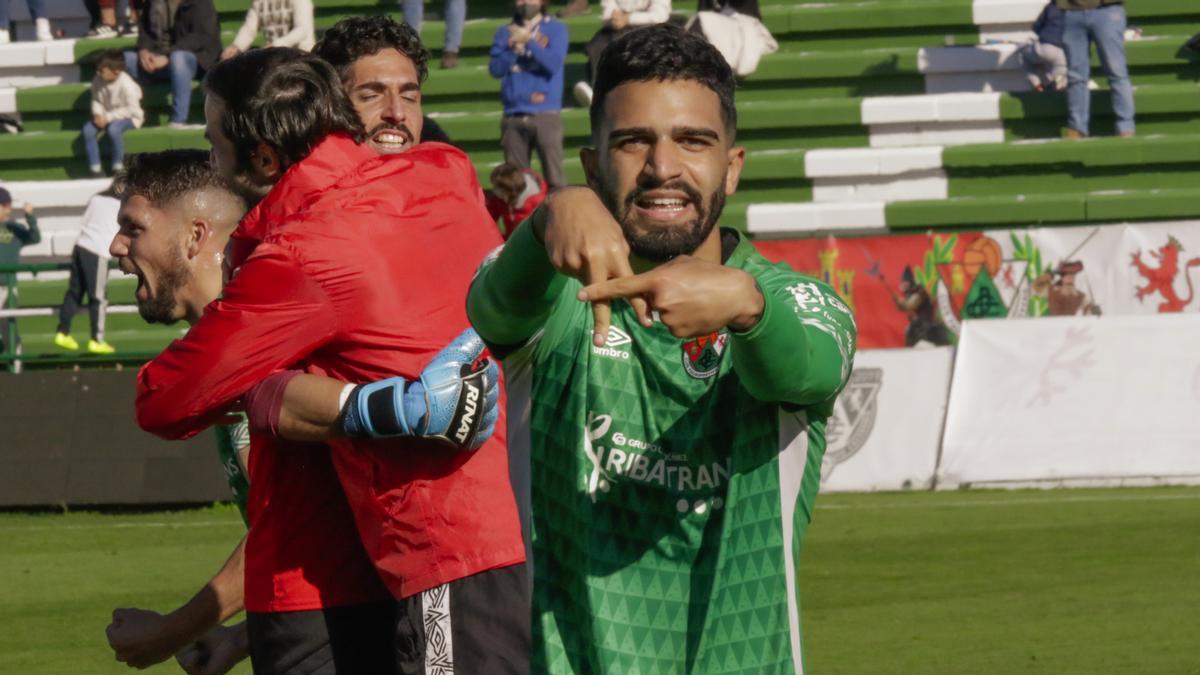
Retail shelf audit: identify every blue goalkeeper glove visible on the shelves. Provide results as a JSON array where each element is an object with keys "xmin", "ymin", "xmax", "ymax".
[{"xmin": 341, "ymin": 329, "xmax": 501, "ymax": 450}]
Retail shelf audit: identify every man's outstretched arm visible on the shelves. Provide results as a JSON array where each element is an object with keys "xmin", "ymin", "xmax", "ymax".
[
  {"xmin": 136, "ymin": 244, "xmax": 337, "ymax": 440},
  {"xmin": 244, "ymin": 329, "xmax": 502, "ymax": 450},
  {"xmin": 578, "ymin": 257, "xmax": 856, "ymax": 407},
  {"xmin": 727, "ymin": 274, "xmax": 856, "ymax": 407}
]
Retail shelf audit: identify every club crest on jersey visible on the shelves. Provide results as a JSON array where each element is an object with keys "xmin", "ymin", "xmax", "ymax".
[{"xmin": 681, "ymin": 331, "xmax": 728, "ymax": 379}]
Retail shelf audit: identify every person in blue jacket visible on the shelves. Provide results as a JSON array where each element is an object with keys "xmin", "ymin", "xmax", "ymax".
[{"xmin": 489, "ymin": 0, "xmax": 569, "ymax": 189}]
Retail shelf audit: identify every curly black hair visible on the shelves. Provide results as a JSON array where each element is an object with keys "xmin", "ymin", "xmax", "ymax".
[
  {"xmin": 590, "ymin": 23, "xmax": 737, "ymax": 138},
  {"xmin": 115, "ymin": 150, "xmax": 231, "ymax": 207},
  {"xmin": 313, "ymin": 15, "xmax": 429, "ymax": 86}
]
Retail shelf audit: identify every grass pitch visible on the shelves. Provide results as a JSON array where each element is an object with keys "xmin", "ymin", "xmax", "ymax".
[{"xmin": 1, "ymin": 488, "xmax": 1197, "ymax": 674}]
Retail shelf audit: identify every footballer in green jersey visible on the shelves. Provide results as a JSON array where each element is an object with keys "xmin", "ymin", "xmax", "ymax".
[
  {"xmin": 468, "ymin": 24, "xmax": 856, "ymax": 674},
  {"xmin": 214, "ymin": 413, "xmax": 251, "ymax": 524}
]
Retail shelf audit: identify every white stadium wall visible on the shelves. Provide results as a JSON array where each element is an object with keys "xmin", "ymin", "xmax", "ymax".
[
  {"xmin": 820, "ymin": 312, "xmax": 1200, "ymax": 493},
  {"xmin": 819, "ymin": 346, "xmax": 953, "ymax": 493},
  {"xmin": 936, "ymin": 314, "xmax": 1200, "ymax": 490}
]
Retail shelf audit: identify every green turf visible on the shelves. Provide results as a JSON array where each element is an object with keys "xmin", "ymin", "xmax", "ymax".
[
  {"xmin": 800, "ymin": 486, "xmax": 1200, "ymax": 675},
  {"xmin": 0, "ymin": 504, "xmax": 251, "ymax": 675},
  {"xmin": 0, "ymin": 487, "xmax": 1196, "ymax": 673}
]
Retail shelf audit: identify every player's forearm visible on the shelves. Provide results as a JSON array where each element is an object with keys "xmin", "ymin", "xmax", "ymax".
[
  {"xmin": 160, "ymin": 535, "xmax": 246, "ymax": 651},
  {"xmin": 276, "ymin": 374, "xmax": 348, "ymax": 442},
  {"xmin": 731, "ymin": 286, "xmax": 850, "ymax": 406},
  {"xmin": 467, "ymin": 212, "xmax": 564, "ymax": 346}
]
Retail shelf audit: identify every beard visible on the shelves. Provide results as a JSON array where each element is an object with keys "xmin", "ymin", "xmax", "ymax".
[
  {"xmin": 599, "ymin": 175, "xmax": 726, "ymax": 263},
  {"xmin": 138, "ymin": 247, "xmax": 190, "ymax": 325}
]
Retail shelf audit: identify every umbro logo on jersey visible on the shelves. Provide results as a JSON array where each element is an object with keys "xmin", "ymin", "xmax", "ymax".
[
  {"xmin": 605, "ymin": 326, "xmax": 631, "ymax": 347},
  {"xmin": 592, "ymin": 326, "xmax": 632, "ymax": 360}
]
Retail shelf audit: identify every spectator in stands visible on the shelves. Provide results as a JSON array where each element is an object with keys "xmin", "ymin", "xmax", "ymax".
[
  {"xmin": 697, "ymin": 0, "xmax": 758, "ymax": 19},
  {"xmin": 1058, "ymin": 0, "xmax": 1134, "ymax": 139},
  {"xmin": 221, "ymin": 0, "xmax": 315, "ymax": 61},
  {"xmin": 0, "ymin": 188, "xmax": 40, "ymax": 354},
  {"xmin": 83, "ymin": 50, "xmax": 144, "ymax": 177},
  {"xmin": 486, "ymin": 162, "xmax": 547, "ymax": 239},
  {"xmin": 83, "ymin": 0, "xmax": 134, "ymax": 37},
  {"xmin": 1020, "ymin": 2, "xmax": 1067, "ymax": 92},
  {"xmin": 688, "ymin": 0, "xmax": 775, "ymax": 77},
  {"xmin": 557, "ymin": 0, "xmax": 587, "ymax": 18},
  {"xmin": 0, "ymin": 0, "xmax": 51, "ymax": 43},
  {"xmin": 574, "ymin": 0, "xmax": 670, "ymax": 105},
  {"xmin": 123, "ymin": 0, "xmax": 220, "ymax": 127},
  {"xmin": 402, "ymin": 0, "xmax": 465, "ymax": 69},
  {"xmin": 489, "ymin": 0, "xmax": 568, "ymax": 189},
  {"xmin": 53, "ymin": 186, "xmax": 120, "ymax": 354}
]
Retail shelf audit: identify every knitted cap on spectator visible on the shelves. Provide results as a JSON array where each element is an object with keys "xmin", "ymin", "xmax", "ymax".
[{"xmin": 0, "ymin": 187, "xmax": 11, "ymax": 205}]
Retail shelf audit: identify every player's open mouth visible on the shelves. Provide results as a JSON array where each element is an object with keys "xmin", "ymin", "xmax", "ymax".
[
  {"xmin": 633, "ymin": 192, "xmax": 695, "ymax": 223},
  {"xmin": 372, "ymin": 130, "xmax": 412, "ymax": 152},
  {"xmin": 118, "ymin": 261, "xmax": 149, "ymax": 301}
]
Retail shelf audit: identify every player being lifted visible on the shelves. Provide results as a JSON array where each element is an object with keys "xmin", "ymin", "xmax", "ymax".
[
  {"xmin": 468, "ymin": 23, "xmax": 857, "ymax": 673},
  {"xmin": 104, "ymin": 151, "xmax": 502, "ymax": 673}
]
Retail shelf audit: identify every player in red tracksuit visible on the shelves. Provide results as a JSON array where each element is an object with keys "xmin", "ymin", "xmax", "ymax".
[{"xmin": 135, "ymin": 48, "xmax": 527, "ymax": 673}]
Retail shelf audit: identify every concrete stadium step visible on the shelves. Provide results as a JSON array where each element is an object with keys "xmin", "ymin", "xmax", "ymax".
[
  {"xmin": 802, "ymin": 132, "xmax": 1200, "ymax": 203},
  {"xmin": 748, "ymin": 187, "xmax": 1200, "ymax": 238}
]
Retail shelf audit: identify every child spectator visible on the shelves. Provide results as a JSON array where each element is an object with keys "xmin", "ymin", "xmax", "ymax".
[
  {"xmin": 83, "ymin": 50, "xmax": 144, "ymax": 177},
  {"xmin": 485, "ymin": 163, "xmax": 547, "ymax": 240},
  {"xmin": 54, "ymin": 186, "xmax": 120, "ymax": 354},
  {"xmin": 1020, "ymin": 2, "xmax": 1067, "ymax": 92},
  {"xmin": 221, "ymin": 0, "xmax": 315, "ymax": 61},
  {"xmin": 488, "ymin": 0, "xmax": 569, "ymax": 189},
  {"xmin": 0, "ymin": 188, "xmax": 41, "ymax": 354}
]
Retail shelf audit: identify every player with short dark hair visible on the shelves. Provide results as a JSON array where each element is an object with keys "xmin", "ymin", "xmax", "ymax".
[
  {"xmin": 469, "ymin": 23, "xmax": 856, "ymax": 672},
  {"xmin": 137, "ymin": 47, "xmax": 528, "ymax": 673}
]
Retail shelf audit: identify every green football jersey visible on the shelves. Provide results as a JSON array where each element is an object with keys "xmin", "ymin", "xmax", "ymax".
[
  {"xmin": 213, "ymin": 413, "xmax": 251, "ymax": 525},
  {"xmin": 473, "ymin": 227, "xmax": 856, "ymax": 674}
]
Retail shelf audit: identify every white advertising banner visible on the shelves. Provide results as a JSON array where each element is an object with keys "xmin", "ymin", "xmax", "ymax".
[
  {"xmin": 820, "ymin": 346, "xmax": 954, "ymax": 492},
  {"xmin": 937, "ymin": 313, "xmax": 1200, "ymax": 489}
]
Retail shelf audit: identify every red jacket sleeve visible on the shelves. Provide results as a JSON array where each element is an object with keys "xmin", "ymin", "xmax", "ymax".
[{"xmin": 135, "ymin": 243, "xmax": 337, "ymax": 440}]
